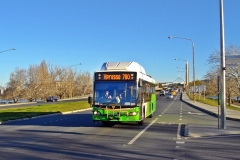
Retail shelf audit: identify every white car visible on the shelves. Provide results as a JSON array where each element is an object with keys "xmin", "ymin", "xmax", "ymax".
[
  {"xmin": 166, "ymin": 93, "xmax": 173, "ymax": 98},
  {"xmin": 159, "ymin": 90, "xmax": 165, "ymax": 96}
]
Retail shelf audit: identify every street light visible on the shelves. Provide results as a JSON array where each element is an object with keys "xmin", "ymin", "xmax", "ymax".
[
  {"xmin": 220, "ymin": 0, "xmax": 226, "ymax": 129},
  {"xmin": 169, "ymin": 36, "xmax": 195, "ymax": 101},
  {"xmin": 70, "ymin": 63, "xmax": 82, "ymax": 67},
  {"xmin": 175, "ymin": 58, "xmax": 189, "ymax": 87},
  {"xmin": 0, "ymin": 48, "xmax": 16, "ymax": 54}
]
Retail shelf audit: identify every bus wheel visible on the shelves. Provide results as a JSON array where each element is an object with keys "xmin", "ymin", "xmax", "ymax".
[
  {"xmin": 138, "ymin": 120, "xmax": 144, "ymax": 125},
  {"xmin": 102, "ymin": 121, "xmax": 109, "ymax": 126},
  {"xmin": 149, "ymin": 113, "xmax": 153, "ymax": 118}
]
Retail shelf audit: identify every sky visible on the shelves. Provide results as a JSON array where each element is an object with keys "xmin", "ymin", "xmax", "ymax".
[{"xmin": 1, "ymin": 0, "xmax": 240, "ymax": 86}]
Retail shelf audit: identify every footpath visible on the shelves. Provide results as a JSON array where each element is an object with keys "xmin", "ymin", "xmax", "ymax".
[{"xmin": 181, "ymin": 92, "xmax": 240, "ymax": 138}]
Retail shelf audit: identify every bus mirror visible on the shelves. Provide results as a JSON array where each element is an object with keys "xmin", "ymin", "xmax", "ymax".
[
  {"xmin": 88, "ymin": 96, "xmax": 93, "ymax": 104},
  {"xmin": 138, "ymin": 79, "xmax": 142, "ymax": 87}
]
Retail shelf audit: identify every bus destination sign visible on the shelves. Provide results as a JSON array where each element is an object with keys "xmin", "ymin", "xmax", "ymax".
[{"xmin": 95, "ymin": 72, "xmax": 136, "ymax": 81}]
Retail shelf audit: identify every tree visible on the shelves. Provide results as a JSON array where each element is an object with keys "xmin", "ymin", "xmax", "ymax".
[
  {"xmin": 204, "ymin": 45, "xmax": 240, "ymax": 102},
  {"xmin": 5, "ymin": 60, "xmax": 93, "ymax": 102},
  {"xmin": 6, "ymin": 68, "xmax": 27, "ymax": 103}
]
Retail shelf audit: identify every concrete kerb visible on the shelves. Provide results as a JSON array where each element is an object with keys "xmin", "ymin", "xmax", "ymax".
[
  {"xmin": 182, "ymin": 99, "xmax": 219, "ymax": 118},
  {"xmin": 181, "ymin": 93, "xmax": 240, "ymax": 122},
  {"xmin": 0, "ymin": 108, "xmax": 92, "ymax": 125}
]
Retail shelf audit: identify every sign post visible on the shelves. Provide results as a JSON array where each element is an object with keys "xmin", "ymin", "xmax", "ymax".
[{"xmin": 218, "ymin": 76, "xmax": 221, "ymax": 129}]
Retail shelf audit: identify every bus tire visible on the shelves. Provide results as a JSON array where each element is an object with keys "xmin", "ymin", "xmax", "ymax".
[
  {"xmin": 149, "ymin": 113, "xmax": 153, "ymax": 118},
  {"xmin": 102, "ymin": 121, "xmax": 109, "ymax": 126},
  {"xmin": 138, "ymin": 120, "xmax": 144, "ymax": 125}
]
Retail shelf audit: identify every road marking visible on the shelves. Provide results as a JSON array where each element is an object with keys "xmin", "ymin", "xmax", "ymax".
[
  {"xmin": 188, "ymin": 112, "xmax": 205, "ymax": 115},
  {"xmin": 128, "ymin": 118, "xmax": 158, "ymax": 145},
  {"xmin": 176, "ymin": 141, "xmax": 185, "ymax": 144}
]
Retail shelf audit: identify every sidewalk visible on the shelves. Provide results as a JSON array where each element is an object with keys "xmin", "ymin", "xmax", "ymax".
[{"xmin": 181, "ymin": 92, "xmax": 240, "ymax": 138}]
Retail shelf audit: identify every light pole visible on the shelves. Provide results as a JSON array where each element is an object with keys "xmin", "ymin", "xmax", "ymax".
[
  {"xmin": 0, "ymin": 48, "xmax": 16, "ymax": 54},
  {"xmin": 220, "ymin": 0, "xmax": 226, "ymax": 129},
  {"xmin": 169, "ymin": 36, "xmax": 195, "ymax": 101},
  {"xmin": 175, "ymin": 59, "xmax": 189, "ymax": 87}
]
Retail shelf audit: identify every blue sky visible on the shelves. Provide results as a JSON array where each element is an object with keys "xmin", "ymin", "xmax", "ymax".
[{"xmin": 1, "ymin": 0, "xmax": 240, "ymax": 86}]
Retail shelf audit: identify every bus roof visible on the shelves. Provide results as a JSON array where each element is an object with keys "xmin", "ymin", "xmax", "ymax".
[
  {"xmin": 99, "ymin": 62, "xmax": 155, "ymax": 84},
  {"xmin": 100, "ymin": 61, "xmax": 146, "ymax": 73}
]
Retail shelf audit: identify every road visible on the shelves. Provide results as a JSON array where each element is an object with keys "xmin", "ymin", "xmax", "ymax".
[
  {"xmin": 0, "ymin": 94, "xmax": 240, "ymax": 159},
  {"xmin": 0, "ymin": 97, "xmax": 88, "ymax": 110}
]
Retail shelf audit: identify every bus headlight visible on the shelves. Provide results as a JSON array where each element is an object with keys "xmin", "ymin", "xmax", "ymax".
[
  {"xmin": 93, "ymin": 111, "xmax": 101, "ymax": 115},
  {"xmin": 129, "ymin": 112, "xmax": 137, "ymax": 116}
]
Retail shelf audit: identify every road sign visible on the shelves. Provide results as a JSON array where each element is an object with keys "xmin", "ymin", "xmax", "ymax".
[{"xmin": 225, "ymin": 55, "xmax": 240, "ymax": 64}]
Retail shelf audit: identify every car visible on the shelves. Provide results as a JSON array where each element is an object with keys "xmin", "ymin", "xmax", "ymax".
[
  {"xmin": 159, "ymin": 90, "xmax": 165, "ymax": 96},
  {"xmin": 166, "ymin": 93, "xmax": 173, "ymax": 98},
  {"xmin": 171, "ymin": 91, "xmax": 176, "ymax": 96},
  {"xmin": 46, "ymin": 96, "xmax": 58, "ymax": 102}
]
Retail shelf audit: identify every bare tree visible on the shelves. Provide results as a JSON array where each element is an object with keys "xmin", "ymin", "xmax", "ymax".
[
  {"xmin": 6, "ymin": 68, "xmax": 27, "ymax": 103},
  {"xmin": 5, "ymin": 60, "xmax": 93, "ymax": 102},
  {"xmin": 74, "ymin": 71, "xmax": 92, "ymax": 96},
  {"xmin": 24, "ymin": 65, "xmax": 43, "ymax": 102},
  {"xmin": 204, "ymin": 45, "xmax": 240, "ymax": 102}
]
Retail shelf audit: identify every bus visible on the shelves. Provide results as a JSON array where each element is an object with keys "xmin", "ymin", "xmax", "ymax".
[{"xmin": 88, "ymin": 61, "xmax": 156, "ymax": 125}]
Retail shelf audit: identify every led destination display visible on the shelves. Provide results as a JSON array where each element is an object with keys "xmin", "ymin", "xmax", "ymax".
[{"xmin": 95, "ymin": 72, "xmax": 136, "ymax": 81}]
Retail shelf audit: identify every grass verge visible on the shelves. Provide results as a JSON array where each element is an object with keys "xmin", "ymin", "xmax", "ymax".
[
  {"xmin": 188, "ymin": 94, "xmax": 240, "ymax": 111},
  {"xmin": 0, "ymin": 101, "xmax": 91, "ymax": 122}
]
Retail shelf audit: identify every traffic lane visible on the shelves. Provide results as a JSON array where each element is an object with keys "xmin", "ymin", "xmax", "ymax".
[
  {"xmin": 155, "ymin": 92, "xmax": 178, "ymax": 115},
  {"xmin": 177, "ymin": 130, "xmax": 240, "ymax": 159},
  {"xmin": 156, "ymin": 93, "xmax": 183, "ymax": 123},
  {"xmin": 125, "ymin": 122, "xmax": 180, "ymax": 159},
  {"xmin": 157, "ymin": 93, "xmax": 219, "ymax": 126},
  {"xmin": 173, "ymin": 100, "xmax": 240, "ymax": 159},
  {"xmin": 0, "ymin": 125, "xmax": 179, "ymax": 159},
  {"xmin": 0, "ymin": 97, "xmax": 88, "ymax": 110},
  {"xmin": 0, "ymin": 106, "xmax": 181, "ymax": 159},
  {"xmin": 155, "ymin": 94, "xmax": 240, "ymax": 159}
]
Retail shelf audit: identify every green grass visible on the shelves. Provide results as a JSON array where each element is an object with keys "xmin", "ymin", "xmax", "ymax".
[
  {"xmin": 0, "ymin": 101, "xmax": 91, "ymax": 122},
  {"xmin": 188, "ymin": 94, "xmax": 240, "ymax": 111}
]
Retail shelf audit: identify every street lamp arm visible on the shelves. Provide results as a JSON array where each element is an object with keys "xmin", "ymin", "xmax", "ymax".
[
  {"xmin": 169, "ymin": 35, "xmax": 194, "ymax": 97},
  {"xmin": 70, "ymin": 63, "xmax": 82, "ymax": 67},
  {"xmin": 177, "ymin": 67, "xmax": 185, "ymax": 69},
  {"xmin": 0, "ymin": 48, "xmax": 16, "ymax": 54},
  {"xmin": 169, "ymin": 36, "xmax": 193, "ymax": 42},
  {"xmin": 175, "ymin": 58, "xmax": 187, "ymax": 62}
]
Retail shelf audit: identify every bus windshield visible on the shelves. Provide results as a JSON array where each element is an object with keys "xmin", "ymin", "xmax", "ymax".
[{"xmin": 94, "ymin": 81, "xmax": 137, "ymax": 105}]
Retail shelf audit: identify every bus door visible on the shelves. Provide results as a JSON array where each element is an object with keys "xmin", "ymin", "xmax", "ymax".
[{"xmin": 137, "ymin": 85, "xmax": 144, "ymax": 120}]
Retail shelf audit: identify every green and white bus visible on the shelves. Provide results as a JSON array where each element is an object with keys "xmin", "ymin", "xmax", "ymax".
[{"xmin": 88, "ymin": 62, "xmax": 156, "ymax": 125}]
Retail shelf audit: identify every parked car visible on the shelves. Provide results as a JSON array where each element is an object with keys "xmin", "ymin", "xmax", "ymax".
[
  {"xmin": 159, "ymin": 90, "xmax": 165, "ymax": 96},
  {"xmin": 46, "ymin": 96, "xmax": 58, "ymax": 102},
  {"xmin": 166, "ymin": 93, "xmax": 173, "ymax": 98}
]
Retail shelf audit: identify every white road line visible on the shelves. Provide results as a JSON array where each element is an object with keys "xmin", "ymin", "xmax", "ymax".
[
  {"xmin": 128, "ymin": 118, "xmax": 158, "ymax": 145},
  {"xmin": 176, "ymin": 141, "xmax": 185, "ymax": 144}
]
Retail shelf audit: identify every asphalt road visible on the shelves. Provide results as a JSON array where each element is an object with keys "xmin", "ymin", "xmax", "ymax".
[
  {"xmin": 0, "ymin": 94, "xmax": 240, "ymax": 159},
  {"xmin": 0, "ymin": 97, "xmax": 88, "ymax": 110}
]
